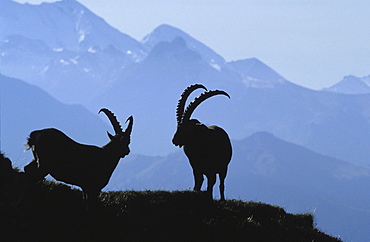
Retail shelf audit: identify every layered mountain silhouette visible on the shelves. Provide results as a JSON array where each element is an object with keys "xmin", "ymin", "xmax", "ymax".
[
  {"xmin": 1, "ymin": 1, "xmax": 370, "ymax": 241},
  {"xmin": 106, "ymin": 132, "xmax": 370, "ymax": 241},
  {"xmin": 0, "ymin": 74, "xmax": 111, "ymax": 166},
  {"xmin": 2, "ymin": 1, "xmax": 370, "ymax": 165}
]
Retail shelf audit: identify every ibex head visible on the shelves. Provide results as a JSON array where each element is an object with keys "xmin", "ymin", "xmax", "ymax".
[
  {"xmin": 99, "ymin": 108, "xmax": 133, "ymax": 158},
  {"xmin": 172, "ymin": 84, "xmax": 230, "ymax": 147}
]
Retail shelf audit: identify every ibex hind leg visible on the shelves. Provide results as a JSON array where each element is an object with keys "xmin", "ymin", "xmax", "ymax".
[
  {"xmin": 206, "ymin": 173, "xmax": 216, "ymax": 200},
  {"xmin": 218, "ymin": 168, "xmax": 228, "ymax": 201}
]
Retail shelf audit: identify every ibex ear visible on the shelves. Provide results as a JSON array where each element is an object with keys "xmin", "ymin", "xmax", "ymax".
[{"xmin": 107, "ymin": 131, "xmax": 114, "ymax": 140}]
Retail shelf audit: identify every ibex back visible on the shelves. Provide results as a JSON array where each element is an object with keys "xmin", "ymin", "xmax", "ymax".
[{"xmin": 172, "ymin": 84, "xmax": 232, "ymax": 200}]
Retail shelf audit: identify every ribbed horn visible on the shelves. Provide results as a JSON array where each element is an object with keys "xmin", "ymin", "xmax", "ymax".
[
  {"xmin": 125, "ymin": 116, "xmax": 133, "ymax": 135},
  {"xmin": 176, "ymin": 84, "xmax": 207, "ymax": 125},
  {"xmin": 99, "ymin": 108, "xmax": 123, "ymax": 134},
  {"xmin": 182, "ymin": 90, "xmax": 230, "ymax": 122}
]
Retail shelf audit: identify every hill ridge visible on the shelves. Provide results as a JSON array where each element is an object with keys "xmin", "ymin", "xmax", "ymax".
[{"xmin": 0, "ymin": 155, "xmax": 340, "ymax": 241}]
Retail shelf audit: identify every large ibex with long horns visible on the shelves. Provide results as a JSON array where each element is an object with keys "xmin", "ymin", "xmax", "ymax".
[
  {"xmin": 172, "ymin": 84, "xmax": 232, "ymax": 200},
  {"xmin": 24, "ymin": 108, "xmax": 133, "ymax": 205}
]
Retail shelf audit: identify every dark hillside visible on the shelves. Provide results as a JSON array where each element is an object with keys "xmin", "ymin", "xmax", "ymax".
[{"xmin": 0, "ymin": 164, "xmax": 340, "ymax": 242}]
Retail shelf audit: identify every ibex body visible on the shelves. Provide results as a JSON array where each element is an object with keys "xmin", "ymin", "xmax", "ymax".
[
  {"xmin": 172, "ymin": 84, "xmax": 232, "ymax": 200},
  {"xmin": 24, "ymin": 108, "xmax": 133, "ymax": 204}
]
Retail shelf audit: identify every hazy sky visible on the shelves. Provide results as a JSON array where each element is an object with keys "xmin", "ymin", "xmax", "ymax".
[{"xmin": 12, "ymin": 0, "xmax": 370, "ymax": 90}]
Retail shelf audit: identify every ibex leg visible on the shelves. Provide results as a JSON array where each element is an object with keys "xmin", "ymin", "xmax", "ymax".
[
  {"xmin": 219, "ymin": 169, "xmax": 228, "ymax": 201},
  {"xmin": 193, "ymin": 170, "xmax": 204, "ymax": 191},
  {"xmin": 206, "ymin": 173, "xmax": 216, "ymax": 199}
]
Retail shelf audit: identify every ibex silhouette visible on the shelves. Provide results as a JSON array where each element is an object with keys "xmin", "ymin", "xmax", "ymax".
[
  {"xmin": 172, "ymin": 84, "xmax": 232, "ymax": 200},
  {"xmin": 24, "ymin": 108, "xmax": 133, "ymax": 206}
]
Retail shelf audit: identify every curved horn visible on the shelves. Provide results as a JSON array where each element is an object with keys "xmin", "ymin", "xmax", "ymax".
[
  {"xmin": 182, "ymin": 90, "xmax": 230, "ymax": 122},
  {"xmin": 124, "ymin": 116, "xmax": 133, "ymax": 135},
  {"xmin": 98, "ymin": 108, "xmax": 123, "ymax": 134},
  {"xmin": 176, "ymin": 84, "xmax": 207, "ymax": 125}
]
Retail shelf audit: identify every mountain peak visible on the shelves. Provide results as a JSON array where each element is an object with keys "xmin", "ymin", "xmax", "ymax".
[
  {"xmin": 50, "ymin": 0, "xmax": 81, "ymax": 7},
  {"xmin": 142, "ymin": 24, "xmax": 226, "ymax": 67},
  {"xmin": 142, "ymin": 24, "xmax": 183, "ymax": 41},
  {"xmin": 323, "ymin": 75, "xmax": 370, "ymax": 94},
  {"xmin": 1, "ymin": 0, "xmax": 144, "ymax": 56},
  {"xmin": 226, "ymin": 58, "xmax": 289, "ymax": 89},
  {"xmin": 141, "ymin": 24, "xmax": 190, "ymax": 48}
]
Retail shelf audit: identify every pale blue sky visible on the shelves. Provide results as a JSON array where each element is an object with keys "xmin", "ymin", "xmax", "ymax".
[{"xmin": 12, "ymin": 0, "xmax": 370, "ymax": 90}]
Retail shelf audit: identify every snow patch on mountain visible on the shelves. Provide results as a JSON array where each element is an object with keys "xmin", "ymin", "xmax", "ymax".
[
  {"xmin": 0, "ymin": 0, "xmax": 145, "ymax": 59},
  {"xmin": 242, "ymin": 76, "xmax": 286, "ymax": 89},
  {"xmin": 0, "ymin": 0, "xmax": 150, "ymax": 104}
]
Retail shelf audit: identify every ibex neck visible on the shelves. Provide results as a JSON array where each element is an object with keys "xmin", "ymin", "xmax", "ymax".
[{"xmin": 102, "ymin": 141, "xmax": 120, "ymax": 157}]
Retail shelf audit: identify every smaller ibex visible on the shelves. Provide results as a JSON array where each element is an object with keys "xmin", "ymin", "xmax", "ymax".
[
  {"xmin": 172, "ymin": 84, "xmax": 232, "ymax": 200},
  {"xmin": 24, "ymin": 108, "xmax": 133, "ymax": 205}
]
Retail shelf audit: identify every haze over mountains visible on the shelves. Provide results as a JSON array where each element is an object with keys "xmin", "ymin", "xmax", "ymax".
[
  {"xmin": 108, "ymin": 132, "xmax": 370, "ymax": 241},
  {"xmin": 3, "ymin": 0, "xmax": 370, "ymax": 164},
  {"xmin": 0, "ymin": 74, "xmax": 111, "ymax": 166},
  {"xmin": 1, "ymin": 0, "xmax": 370, "ymax": 241}
]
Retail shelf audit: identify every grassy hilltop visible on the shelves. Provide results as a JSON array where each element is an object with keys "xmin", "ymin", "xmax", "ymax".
[{"xmin": 1, "ymin": 164, "xmax": 340, "ymax": 241}]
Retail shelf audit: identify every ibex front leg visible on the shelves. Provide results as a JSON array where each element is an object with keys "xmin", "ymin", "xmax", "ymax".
[{"xmin": 193, "ymin": 169, "xmax": 204, "ymax": 191}]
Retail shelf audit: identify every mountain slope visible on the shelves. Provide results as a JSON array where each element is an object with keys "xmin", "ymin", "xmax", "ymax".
[
  {"xmin": 231, "ymin": 132, "xmax": 370, "ymax": 242},
  {"xmin": 323, "ymin": 75, "xmax": 370, "ymax": 94},
  {"xmin": 0, "ymin": 161, "xmax": 340, "ymax": 242},
  {"xmin": 0, "ymin": 0, "xmax": 144, "ymax": 55},
  {"xmin": 142, "ymin": 24, "xmax": 226, "ymax": 69},
  {"xmin": 87, "ymin": 36, "xmax": 243, "ymax": 156},
  {"xmin": 6, "ymin": 0, "xmax": 370, "ymax": 166},
  {"xmin": 227, "ymin": 58, "xmax": 286, "ymax": 84},
  {"xmin": 106, "ymin": 132, "xmax": 370, "ymax": 242},
  {"xmin": 0, "ymin": 0, "xmax": 146, "ymax": 104},
  {"xmin": 0, "ymin": 74, "xmax": 111, "ymax": 166},
  {"xmin": 90, "ymin": 36, "xmax": 370, "ymax": 165}
]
